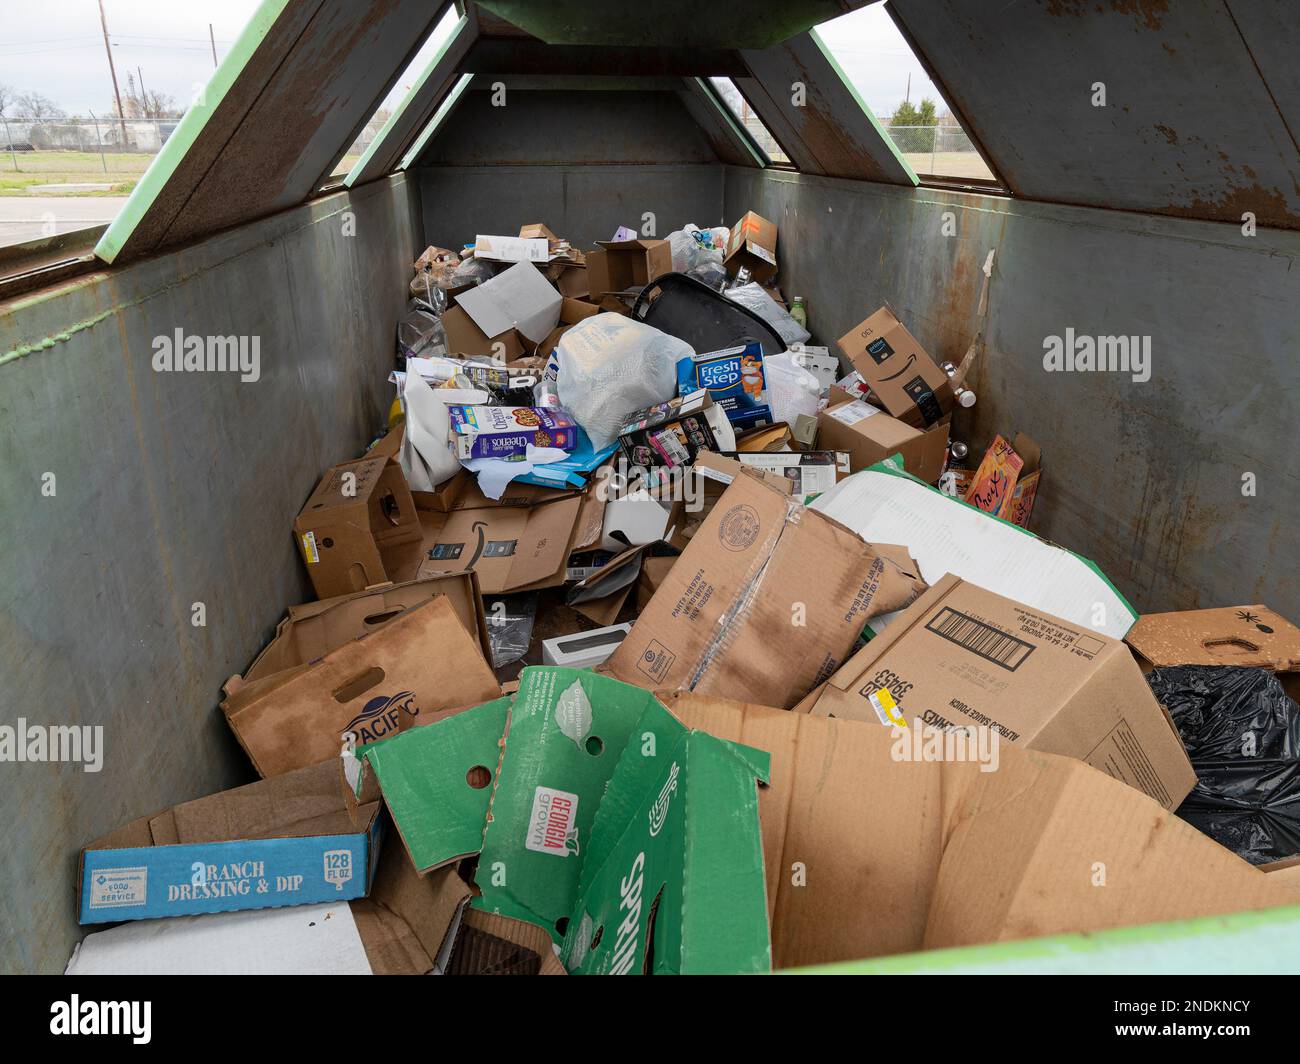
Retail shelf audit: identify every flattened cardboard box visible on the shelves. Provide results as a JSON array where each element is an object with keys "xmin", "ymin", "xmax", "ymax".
[
  {"xmin": 416, "ymin": 486, "xmax": 586, "ymax": 595},
  {"xmin": 806, "ymin": 574, "xmax": 1195, "ymax": 809},
  {"xmin": 662, "ymin": 691, "xmax": 1300, "ymax": 970},
  {"xmin": 816, "ymin": 399, "xmax": 948, "ymax": 483},
  {"xmin": 604, "ymin": 472, "xmax": 928, "ymax": 709},
  {"xmin": 1126, "ymin": 604, "xmax": 1300, "ymax": 673},
  {"xmin": 354, "ymin": 668, "xmax": 770, "ymax": 974},
  {"xmin": 237, "ymin": 572, "xmax": 491, "ymax": 685},
  {"xmin": 294, "ymin": 455, "xmax": 423, "ymax": 599},
  {"xmin": 222, "ymin": 596, "xmax": 501, "ymax": 778},
  {"xmin": 79, "ymin": 761, "xmax": 382, "ymax": 924},
  {"xmin": 837, "ymin": 306, "xmax": 953, "ymax": 429}
]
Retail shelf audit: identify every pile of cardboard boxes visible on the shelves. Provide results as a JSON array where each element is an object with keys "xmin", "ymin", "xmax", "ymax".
[{"xmin": 67, "ymin": 213, "xmax": 1300, "ymax": 975}]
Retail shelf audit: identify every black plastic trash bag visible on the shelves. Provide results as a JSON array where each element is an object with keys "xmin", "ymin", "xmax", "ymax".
[{"xmin": 1147, "ymin": 664, "xmax": 1300, "ymax": 863}]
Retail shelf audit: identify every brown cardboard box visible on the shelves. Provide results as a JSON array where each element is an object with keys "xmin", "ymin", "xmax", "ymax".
[
  {"xmin": 536, "ymin": 296, "xmax": 601, "ymax": 359},
  {"xmin": 236, "ymin": 572, "xmax": 491, "ymax": 686},
  {"xmin": 664, "ymin": 691, "xmax": 1300, "ymax": 969},
  {"xmin": 723, "ymin": 210, "xmax": 778, "ymax": 283},
  {"xmin": 585, "ymin": 238, "xmax": 671, "ymax": 298},
  {"xmin": 369, "ymin": 425, "xmax": 468, "ymax": 512},
  {"xmin": 358, "ymin": 840, "xmax": 472, "ymax": 975},
  {"xmin": 294, "ymin": 455, "xmax": 423, "ymax": 599},
  {"xmin": 806, "ymin": 573, "xmax": 1196, "ymax": 809},
  {"xmin": 817, "ymin": 399, "xmax": 949, "ymax": 482},
  {"xmin": 221, "ymin": 596, "xmax": 501, "ymax": 778},
  {"xmin": 441, "ymin": 304, "xmax": 528, "ymax": 360},
  {"xmin": 1126, "ymin": 604, "xmax": 1300, "ymax": 702},
  {"xmin": 416, "ymin": 482, "xmax": 586, "ymax": 595},
  {"xmin": 836, "ymin": 306, "xmax": 954, "ymax": 429},
  {"xmin": 637, "ymin": 554, "xmax": 678, "ymax": 612},
  {"xmin": 604, "ymin": 472, "xmax": 927, "ymax": 709}
]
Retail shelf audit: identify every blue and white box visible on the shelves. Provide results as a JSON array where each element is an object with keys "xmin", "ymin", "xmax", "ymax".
[
  {"xmin": 676, "ymin": 342, "xmax": 773, "ymax": 431},
  {"xmin": 78, "ymin": 761, "xmax": 382, "ymax": 924}
]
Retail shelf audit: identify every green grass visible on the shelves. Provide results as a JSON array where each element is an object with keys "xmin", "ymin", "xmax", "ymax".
[{"xmin": 0, "ymin": 150, "xmax": 150, "ymax": 196}]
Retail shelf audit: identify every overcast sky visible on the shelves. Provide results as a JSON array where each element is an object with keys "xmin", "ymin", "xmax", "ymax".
[{"xmin": 0, "ymin": 1, "xmax": 944, "ymax": 121}]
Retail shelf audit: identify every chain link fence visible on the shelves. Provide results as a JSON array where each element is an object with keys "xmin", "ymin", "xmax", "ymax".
[
  {"xmin": 0, "ymin": 117, "xmax": 178, "ymax": 157},
  {"xmin": 883, "ymin": 123, "xmax": 994, "ymax": 180}
]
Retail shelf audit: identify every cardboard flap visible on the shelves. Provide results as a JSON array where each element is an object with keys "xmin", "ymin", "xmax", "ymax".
[
  {"xmin": 455, "ymin": 261, "xmax": 562, "ymax": 344},
  {"xmin": 360, "ymin": 696, "xmax": 512, "ymax": 874},
  {"xmin": 1125, "ymin": 605, "xmax": 1300, "ymax": 671},
  {"xmin": 561, "ymin": 728, "xmax": 770, "ymax": 975}
]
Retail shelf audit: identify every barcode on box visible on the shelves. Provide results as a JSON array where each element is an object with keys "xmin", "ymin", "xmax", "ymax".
[{"xmin": 925, "ymin": 607, "xmax": 1035, "ymax": 671}]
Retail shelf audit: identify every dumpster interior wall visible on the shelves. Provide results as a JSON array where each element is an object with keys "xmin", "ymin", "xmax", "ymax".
[
  {"xmin": 419, "ymin": 85, "xmax": 727, "ymax": 247},
  {"xmin": 723, "ymin": 166, "xmax": 1300, "ymax": 617},
  {"xmin": 0, "ymin": 174, "xmax": 421, "ymax": 974}
]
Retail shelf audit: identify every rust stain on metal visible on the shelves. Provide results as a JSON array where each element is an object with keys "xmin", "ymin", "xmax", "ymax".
[
  {"xmin": 1153, "ymin": 124, "xmax": 1179, "ymax": 145},
  {"xmin": 1045, "ymin": 0, "xmax": 1169, "ymax": 30}
]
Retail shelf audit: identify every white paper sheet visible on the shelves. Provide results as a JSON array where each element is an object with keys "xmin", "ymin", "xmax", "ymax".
[
  {"xmin": 474, "ymin": 235, "xmax": 550, "ymax": 263},
  {"xmin": 456, "ymin": 262, "xmax": 562, "ymax": 343},
  {"xmin": 462, "ymin": 445, "xmax": 568, "ymax": 500},
  {"xmin": 811, "ymin": 467, "xmax": 1136, "ymax": 638},
  {"xmin": 66, "ymin": 903, "xmax": 373, "ymax": 975}
]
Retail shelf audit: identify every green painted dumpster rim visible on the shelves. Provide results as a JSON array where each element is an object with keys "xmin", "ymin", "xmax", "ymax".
[
  {"xmin": 93, "ymin": 0, "xmax": 292, "ymax": 264},
  {"xmin": 345, "ymin": 8, "xmax": 468, "ymax": 188},
  {"xmin": 782, "ymin": 902, "xmax": 1300, "ymax": 974}
]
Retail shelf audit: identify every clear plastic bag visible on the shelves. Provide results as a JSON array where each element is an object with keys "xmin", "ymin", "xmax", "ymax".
[
  {"xmin": 397, "ymin": 301, "xmax": 447, "ymax": 361},
  {"xmin": 450, "ymin": 255, "xmax": 496, "ymax": 287},
  {"xmin": 667, "ymin": 223, "xmax": 727, "ymax": 274},
  {"xmin": 483, "ymin": 592, "xmax": 538, "ymax": 669},
  {"xmin": 555, "ymin": 313, "xmax": 690, "ymax": 449},
  {"xmin": 763, "ymin": 351, "xmax": 822, "ymax": 426},
  {"xmin": 725, "ymin": 282, "xmax": 811, "ymax": 347}
]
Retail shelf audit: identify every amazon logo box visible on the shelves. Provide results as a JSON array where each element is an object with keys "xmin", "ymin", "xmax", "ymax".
[{"xmin": 837, "ymin": 306, "xmax": 954, "ymax": 430}]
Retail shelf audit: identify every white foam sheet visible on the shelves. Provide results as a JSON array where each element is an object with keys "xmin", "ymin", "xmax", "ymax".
[
  {"xmin": 811, "ymin": 468, "xmax": 1135, "ymax": 638},
  {"xmin": 66, "ymin": 903, "xmax": 373, "ymax": 975}
]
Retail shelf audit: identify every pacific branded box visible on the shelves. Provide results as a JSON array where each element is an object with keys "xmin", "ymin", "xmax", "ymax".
[{"xmin": 78, "ymin": 761, "xmax": 381, "ymax": 924}]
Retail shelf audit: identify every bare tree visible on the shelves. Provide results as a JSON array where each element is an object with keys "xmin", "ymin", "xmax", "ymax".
[
  {"xmin": 0, "ymin": 83, "xmax": 17, "ymax": 118},
  {"xmin": 14, "ymin": 92, "xmax": 66, "ymax": 122}
]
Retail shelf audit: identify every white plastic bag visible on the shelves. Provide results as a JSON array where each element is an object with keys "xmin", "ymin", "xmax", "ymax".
[
  {"xmin": 763, "ymin": 351, "xmax": 822, "ymax": 427},
  {"xmin": 725, "ymin": 282, "xmax": 811, "ymax": 347},
  {"xmin": 555, "ymin": 313, "xmax": 690, "ymax": 449}
]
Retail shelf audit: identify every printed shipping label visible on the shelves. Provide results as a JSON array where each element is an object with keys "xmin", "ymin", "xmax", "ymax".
[
  {"xmin": 829, "ymin": 400, "xmax": 880, "ymax": 426},
  {"xmin": 868, "ymin": 688, "xmax": 906, "ymax": 727}
]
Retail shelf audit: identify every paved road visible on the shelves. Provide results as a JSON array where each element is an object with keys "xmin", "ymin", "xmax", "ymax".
[{"xmin": 0, "ymin": 196, "xmax": 128, "ymax": 246}]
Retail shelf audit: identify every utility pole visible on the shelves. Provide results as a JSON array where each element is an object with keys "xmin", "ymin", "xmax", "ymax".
[
  {"xmin": 98, "ymin": 0, "xmax": 128, "ymax": 146},
  {"xmin": 209, "ymin": 24, "xmax": 219, "ymax": 68},
  {"xmin": 905, "ymin": 73, "xmax": 911, "ymax": 105}
]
